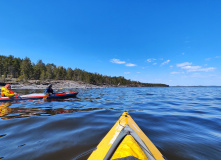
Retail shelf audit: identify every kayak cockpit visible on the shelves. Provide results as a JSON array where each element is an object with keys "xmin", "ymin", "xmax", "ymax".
[
  {"xmin": 111, "ymin": 135, "xmax": 148, "ymax": 160},
  {"xmin": 104, "ymin": 124, "xmax": 155, "ymax": 160}
]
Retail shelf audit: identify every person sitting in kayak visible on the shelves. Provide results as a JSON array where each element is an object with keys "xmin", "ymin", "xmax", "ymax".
[
  {"xmin": 1, "ymin": 84, "xmax": 17, "ymax": 97},
  {"xmin": 44, "ymin": 84, "xmax": 54, "ymax": 95}
]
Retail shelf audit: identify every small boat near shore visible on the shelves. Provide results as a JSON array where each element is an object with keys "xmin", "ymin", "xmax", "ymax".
[{"xmin": 0, "ymin": 92, "xmax": 78, "ymax": 102}]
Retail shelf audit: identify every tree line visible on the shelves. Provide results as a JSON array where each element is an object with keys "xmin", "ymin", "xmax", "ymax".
[{"xmin": 0, "ymin": 55, "xmax": 169, "ymax": 87}]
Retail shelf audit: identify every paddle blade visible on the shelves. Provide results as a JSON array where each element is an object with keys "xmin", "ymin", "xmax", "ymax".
[
  {"xmin": 15, "ymin": 94, "xmax": 20, "ymax": 97},
  {"xmin": 43, "ymin": 94, "xmax": 49, "ymax": 99}
]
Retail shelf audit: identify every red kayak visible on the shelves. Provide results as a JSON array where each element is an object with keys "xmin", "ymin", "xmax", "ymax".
[{"xmin": 0, "ymin": 92, "xmax": 78, "ymax": 102}]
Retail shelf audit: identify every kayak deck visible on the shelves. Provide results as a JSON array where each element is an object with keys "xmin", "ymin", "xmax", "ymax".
[
  {"xmin": 111, "ymin": 134, "xmax": 148, "ymax": 160},
  {"xmin": 88, "ymin": 112, "xmax": 165, "ymax": 160}
]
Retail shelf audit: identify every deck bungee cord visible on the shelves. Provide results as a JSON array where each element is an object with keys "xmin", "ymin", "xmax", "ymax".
[{"xmin": 72, "ymin": 148, "xmax": 97, "ymax": 160}]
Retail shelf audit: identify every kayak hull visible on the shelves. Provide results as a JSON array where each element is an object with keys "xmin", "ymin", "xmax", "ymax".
[
  {"xmin": 88, "ymin": 112, "xmax": 165, "ymax": 160},
  {"xmin": 0, "ymin": 92, "xmax": 78, "ymax": 102}
]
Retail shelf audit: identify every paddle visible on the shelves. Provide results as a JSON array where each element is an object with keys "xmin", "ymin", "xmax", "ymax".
[
  {"xmin": 43, "ymin": 94, "xmax": 49, "ymax": 99},
  {"xmin": 15, "ymin": 94, "xmax": 21, "ymax": 99},
  {"xmin": 15, "ymin": 94, "xmax": 20, "ymax": 97}
]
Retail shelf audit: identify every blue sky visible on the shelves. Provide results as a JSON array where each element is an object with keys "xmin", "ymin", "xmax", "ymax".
[{"xmin": 0, "ymin": 0, "xmax": 221, "ymax": 86}]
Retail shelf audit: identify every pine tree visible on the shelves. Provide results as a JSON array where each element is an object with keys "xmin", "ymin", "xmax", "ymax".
[{"xmin": 19, "ymin": 57, "xmax": 33, "ymax": 81}]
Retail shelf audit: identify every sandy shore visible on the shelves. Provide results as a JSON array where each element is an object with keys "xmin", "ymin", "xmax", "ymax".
[{"xmin": 10, "ymin": 80, "xmax": 109, "ymax": 89}]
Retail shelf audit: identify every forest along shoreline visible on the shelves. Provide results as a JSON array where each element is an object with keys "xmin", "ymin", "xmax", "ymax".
[
  {"xmin": 0, "ymin": 79, "xmax": 169, "ymax": 90},
  {"xmin": 0, "ymin": 55, "xmax": 169, "ymax": 89}
]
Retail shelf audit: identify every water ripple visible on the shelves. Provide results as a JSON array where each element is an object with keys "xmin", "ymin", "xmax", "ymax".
[{"xmin": 0, "ymin": 87, "xmax": 221, "ymax": 160}]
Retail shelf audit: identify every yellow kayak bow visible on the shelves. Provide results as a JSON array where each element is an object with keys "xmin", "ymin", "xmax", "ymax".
[{"xmin": 88, "ymin": 112, "xmax": 165, "ymax": 160}]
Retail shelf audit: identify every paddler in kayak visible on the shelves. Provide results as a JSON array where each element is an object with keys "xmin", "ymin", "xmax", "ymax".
[
  {"xmin": 44, "ymin": 84, "xmax": 55, "ymax": 95},
  {"xmin": 1, "ymin": 84, "xmax": 18, "ymax": 97}
]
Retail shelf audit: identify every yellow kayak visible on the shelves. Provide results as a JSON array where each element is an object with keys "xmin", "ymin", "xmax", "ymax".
[{"xmin": 88, "ymin": 112, "xmax": 165, "ymax": 160}]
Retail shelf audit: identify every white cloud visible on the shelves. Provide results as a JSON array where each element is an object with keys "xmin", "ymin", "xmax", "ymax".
[
  {"xmin": 199, "ymin": 67, "xmax": 216, "ymax": 72},
  {"xmin": 146, "ymin": 58, "xmax": 156, "ymax": 63},
  {"xmin": 176, "ymin": 62, "xmax": 192, "ymax": 67},
  {"xmin": 170, "ymin": 72, "xmax": 180, "ymax": 74},
  {"xmin": 181, "ymin": 65, "xmax": 201, "ymax": 71},
  {"xmin": 205, "ymin": 58, "xmax": 211, "ymax": 61},
  {"xmin": 153, "ymin": 63, "xmax": 157, "ymax": 65},
  {"xmin": 110, "ymin": 58, "xmax": 136, "ymax": 67},
  {"xmin": 205, "ymin": 56, "xmax": 221, "ymax": 61},
  {"xmin": 147, "ymin": 59, "xmax": 152, "ymax": 62},
  {"xmin": 182, "ymin": 65, "xmax": 215, "ymax": 72},
  {"xmin": 177, "ymin": 62, "xmax": 216, "ymax": 72},
  {"xmin": 124, "ymin": 72, "xmax": 130, "ymax": 74},
  {"xmin": 161, "ymin": 60, "xmax": 170, "ymax": 65},
  {"xmin": 125, "ymin": 63, "xmax": 136, "ymax": 67},
  {"xmin": 110, "ymin": 59, "xmax": 125, "ymax": 64}
]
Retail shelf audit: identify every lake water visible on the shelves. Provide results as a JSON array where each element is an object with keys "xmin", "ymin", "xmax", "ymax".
[{"xmin": 0, "ymin": 87, "xmax": 221, "ymax": 160}]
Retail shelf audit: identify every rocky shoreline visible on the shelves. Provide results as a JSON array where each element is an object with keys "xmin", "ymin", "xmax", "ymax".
[
  {"xmin": 1, "ymin": 80, "xmax": 109, "ymax": 89},
  {"xmin": 1, "ymin": 79, "xmax": 169, "ymax": 89}
]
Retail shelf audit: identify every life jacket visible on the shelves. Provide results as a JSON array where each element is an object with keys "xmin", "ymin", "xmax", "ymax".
[
  {"xmin": 1, "ymin": 87, "xmax": 5, "ymax": 97},
  {"xmin": 9, "ymin": 90, "xmax": 14, "ymax": 94},
  {"xmin": 1, "ymin": 87, "xmax": 15, "ymax": 97}
]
